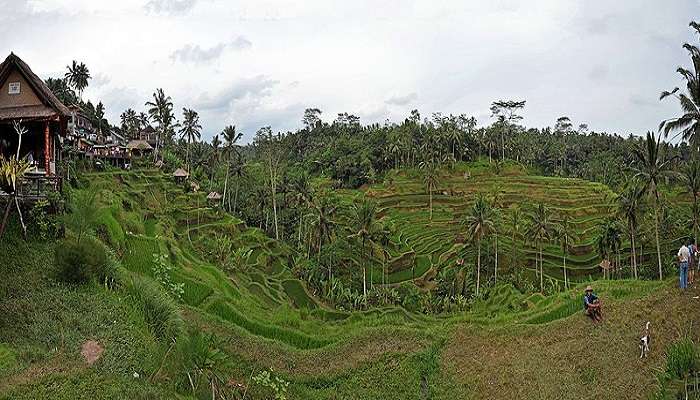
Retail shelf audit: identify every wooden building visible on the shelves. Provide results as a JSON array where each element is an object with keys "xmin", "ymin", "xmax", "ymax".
[{"xmin": 0, "ymin": 53, "xmax": 69, "ymax": 177}]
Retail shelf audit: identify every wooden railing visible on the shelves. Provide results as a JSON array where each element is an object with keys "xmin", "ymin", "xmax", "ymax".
[{"xmin": 3, "ymin": 174, "xmax": 64, "ymax": 200}]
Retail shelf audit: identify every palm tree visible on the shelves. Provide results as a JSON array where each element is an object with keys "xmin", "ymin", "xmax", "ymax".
[
  {"xmin": 307, "ymin": 193, "xmax": 338, "ymax": 264},
  {"xmin": 659, "ymin": 22, "xmax": 700, "ymax": 153},
  {"xmin": 421, "ymin": 163, "xmax": 439, "ymax": 220},
  {"xmin": 179, "ymin": 108, "xmax": 202, "ymax": 174},
  {"xmin": 349, "ymin": 199, "xmax": 380, "ymax": 299},
  {"xmin": 221, "ymin": 125, "xmax": 242, "ymax": 211},
  {"xmin": 554, "ymin": 214, "xmax": 577, "ymax": 289},
  {"xmin": 462, "ymin": 194, "xmax": 495, "ymax": 297},
  {"xmin": 507, "ymin": 206, "xmax": 522, "ymax": 270},
  {"xmin": 526, "ymin": 203, "xmax": 556, "ymax": 292},
  {"xmin": 632, "ymin": 132, "xmax": 676, "ymax": 280},
  {"xmin": 597, "ymin": 220, "xmax": 623, "ymax": 279},
  {"xmin": 64, "ymin": 60, "xmax": 90, "ymax": 100},
  {"xmin": 617, "ymin": 183, "xmax": 644, "ymax": 279},
  {"xmin": 682, "ymin": 160, "xmax": 700, "ymax": 244},
  {"xmin": 146, "ymin": 88, "xmax": 176, "ymax": 159}
]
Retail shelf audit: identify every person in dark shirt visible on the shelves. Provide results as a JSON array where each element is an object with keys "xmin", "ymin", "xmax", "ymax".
[{"xmin": 583, "ymin": 286, "xmax": 602, "ymax": 322}]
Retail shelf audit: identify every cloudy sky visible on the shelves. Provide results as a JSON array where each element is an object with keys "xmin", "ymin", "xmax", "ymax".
[{"xmin": 1, "ymin": 0, "xmax": 698, "ymax": 142}]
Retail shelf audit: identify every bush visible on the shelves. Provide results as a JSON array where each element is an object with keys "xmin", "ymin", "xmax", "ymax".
[
  {"xmin": 54, "ymin": 237, "xmax": 109, "ymax": 284},
  {"xmin": 666, "ymin": 337, "xmax": 698, "ymax": 380}
]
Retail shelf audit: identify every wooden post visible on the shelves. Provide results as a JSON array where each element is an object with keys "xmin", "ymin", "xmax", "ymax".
[{"xmin": 44, "ymin": 121, "xmax": 50, "ymax": 176}]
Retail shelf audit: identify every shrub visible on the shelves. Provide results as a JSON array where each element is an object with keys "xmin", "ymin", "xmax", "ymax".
[
  {"xmin": 54, "ymin": 237, "xmax": 109, "ymax": 284},
  {"xmin": 666, "ymin": 337, "xmax": 698, "ymax": 380},
  {"xmin": 28, "ymin": 199, "xmax": 59, "ymax": 240},
  {"xmin": 124, "ymin": 274, "xmax": 184, "ymax": 342}
]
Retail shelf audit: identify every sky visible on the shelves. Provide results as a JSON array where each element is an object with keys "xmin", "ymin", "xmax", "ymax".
[{"xmin": 0, "ymin": 0, "xmax": 698, "ymax": 143}]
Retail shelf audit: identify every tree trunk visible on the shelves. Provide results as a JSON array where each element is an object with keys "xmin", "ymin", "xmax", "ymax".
[
  {"xmin": 429, "ymin": 188, "xmax": 433, "ymax": 221},
  {"xmin": 233, "ymin": 179, "xmax": 240, "ymax": 213},
  {"xmin": 494, "ymin": 233, "xmax": 498, "ymax": 284},
  {"xmin": 539, "ymin": 245, "xmax": 544, "ymax": 292},
  {"xmin": 476, "ymin": 241, "xmax": 481, "ymax": 297},
  {"xmin": 631, "ymin": 227, "xmax": 638, "ymax": 280},
  {"xmin": 653, "ymin": 199, "xmax": 663, "ymax": 280},
  {"xmin": 222, "ymin": 164, "xmax": 229, "ymax": 209},
  {"xmin": 563, "ymin": 251, "xmax": 568, "ymax": 290},
  {"xmin": 362, "ymin": 240, "xmax": 367, "ymax": 299}
]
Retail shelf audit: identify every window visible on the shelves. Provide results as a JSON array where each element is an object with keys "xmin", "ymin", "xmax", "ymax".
[{"xmin": 8, "ymin": 82, "xmax": 20, "ymax": 95}]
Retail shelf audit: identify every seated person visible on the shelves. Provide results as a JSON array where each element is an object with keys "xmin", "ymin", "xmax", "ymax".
[{"xmin": 583, "ymin": 286, "xmax": 602, "ymax": 322}]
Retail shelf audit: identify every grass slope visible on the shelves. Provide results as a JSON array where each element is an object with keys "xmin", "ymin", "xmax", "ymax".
[{"xmin": 0, "ymin": 167, "xmax": 697, "ymax": 399}]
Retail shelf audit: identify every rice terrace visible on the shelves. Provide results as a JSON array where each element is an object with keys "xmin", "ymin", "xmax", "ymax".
[{"xmin": 1, "ymin": 2, "xmax": 700, "ymax": 399}]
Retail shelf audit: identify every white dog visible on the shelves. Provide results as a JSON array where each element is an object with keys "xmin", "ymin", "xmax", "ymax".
[{"xmin": 639, "ymin": 321, "xmax": 651, "ymax": 359}]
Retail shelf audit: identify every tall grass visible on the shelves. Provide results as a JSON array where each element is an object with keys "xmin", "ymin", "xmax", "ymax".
[{"xmin": 123, "ymin": 274, "xmax": 184, "ymax": 343}]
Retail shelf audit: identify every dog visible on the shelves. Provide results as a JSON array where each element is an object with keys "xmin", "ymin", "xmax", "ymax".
[{"xmin": 639, "ymin": 321, "xmax": 651, "ymax": 359}]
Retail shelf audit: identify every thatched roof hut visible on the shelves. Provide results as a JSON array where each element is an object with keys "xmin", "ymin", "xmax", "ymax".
[
  {"xmin": 0, "ymin": 53, "xmax": 70, "ymax": 176},
  {"xmin": 126, "ymin": 140, "xmax": 153, "ymax": 151},
  {"xmin": 172, "ymin": 168, "xmax": 189, "ymax": 178},
  {"xmin": 207, "ymin": 191, "xmax": 222, "ymax": 201},
  {"xmin": 0, "ymin": 53, "xmax": 70, "ymax": 122}
]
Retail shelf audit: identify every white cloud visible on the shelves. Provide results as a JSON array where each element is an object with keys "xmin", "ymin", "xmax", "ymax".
[
  {"xmin": 385, "ymin": 93, "xmax": 417, "ymax": 106},
  {"xmin": 1, "ymin": 0, "xmax": 697, "ymax": 142},
  {"xmin": 144, "ymin": 0, "xmax": 198, "ymax": 15},
  {"xmin": 170, "ymin": 36, "xmax": 251, "ymax": 63}
]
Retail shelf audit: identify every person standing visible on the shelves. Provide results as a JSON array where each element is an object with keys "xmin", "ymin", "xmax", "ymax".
[
  {"xmin": 689, "ymin": 241, "xmax": 697, "ymax": 287},
  {"xmin": 677, "ymin": 240, "xmax": 690, "ymax": 290}
]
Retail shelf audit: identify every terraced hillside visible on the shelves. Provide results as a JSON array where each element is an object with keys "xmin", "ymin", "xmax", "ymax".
[
  {"xmin": 354, "ymin": 161, "xmax": 681, "ymax": 288},
  {"xmin": 1, "ymin": 167, "xmax": 698, "ymax": 399}
]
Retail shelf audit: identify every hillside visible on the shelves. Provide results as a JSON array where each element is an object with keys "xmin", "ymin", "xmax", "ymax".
[
  {"xmin": 0, "ymin": 167, "xmax": 698, "ymax": 399},
  {"xmin": 341, "ymin": 161, "xmax": 683, "ymax": 289}
]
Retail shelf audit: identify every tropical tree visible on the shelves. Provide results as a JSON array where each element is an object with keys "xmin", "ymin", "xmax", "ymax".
[
  {"xmin": 421, "ymin": 163, "xmax": 439, "ymax": 220},
  {"xmin": 489, "ymin": 100, "xmax": 526, "ymax": 160},
  {"xmin": 221, "ymin": 125, "xmax": 242, "ymax": 211},
  {"xmin": 307, "ymin": 193, "xmax": 338, "ymax": 264},
  {"xmin": 348, "ymin": 198, "xmax": 380, "ymax": 299},
  {"xmin": 462, "ymin": 194, "xmax": 495, "ymax": 296},
  {"xmin": 554, "ymin": 214, "xmax": 577, "ymax": 289},
  {"xmin": 507, "ymin": 206, "xmax": 522, "ymax": 270},
  {"xmin": 660, "ymin": 21, "xmax": 700, "ymax": 154},
  {"xmin": 178, "ymin": 108, "xmax": 202, "ymax": 174},
  {"xmin": 64, "ymin": 60, "xmax": 90, "ymax": 100},
  {"xmin": 617, "ymin": 183, "xmax": 644, "ymax": 279},
  {"xmin": 526, "ymin": 203, "xmax": 556, "ymax": 292},
  {"xmin": 254, "ymin": 127, "xmax": 285, "ymax": 240},
  {"xmin": 632, "ymin": 131, "xmax": 676, "ymax": 280},
  {"xmin": 146, "ymin": 88, "xmax": 176, "ymax": 159},
  {"xmin": 682, "ymin": 160, "xmax": 700, "ymax": 244},
  {"xmin": 597, "ymin": 219, "xmax": 623, "ymax": 279}
]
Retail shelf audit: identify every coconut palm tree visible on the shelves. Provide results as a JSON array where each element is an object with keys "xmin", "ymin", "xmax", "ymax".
[
  {"xmin": 597, "ymin": 219, "xmax": 623, "ymax": 279},
  {"xmin": 146, "ymin": 88, "xmax": 176, "ymax": 159},
  {"xmin": 527, "ymin": 203, "xmax": 556, "ymax": 292},
  {"xmin": 508, "ymin": 206, "xmax": 522, "ymax": 270},
  {"xmin": 307, "ymin": 193, "xmax": 338, "ymax": 263},
  {"xmin": 682, "ymin": 160, "xmax": 700, "ymax": 244},
  {"xmin": 178, "ymin": 108, "xmax": 202, "ymax": 174},
  {"xmin": 221, "ymin": 125, "xmax": 242, "ymax": 211},
  {"xmin": 660, "ymin": 22, "xmax": 700, "ymax": 154},
  {"xmin": 554, "ymin": 214, "xmax": 577, "ymax": 289},
  {"xmin": 64, "ymin": 60, "xmax": 90, "ymax": 100},
  {"xmin": 421, "ymin": 163, "xmax": 439, "ymax": 220},
  {"xmin": 462, "ymin": 194, "xmax": 495, "ymax": 297},
  {"xmin": 348, "ymin": 198, "xmax": 380, "ymax": 299},
  {"xmin": 633, "ymin": 131, "xmax": 676, "ymax": 280},
  {"xmin": 617, "ymin": 183, "xmax": 644, "ymax": 279}
]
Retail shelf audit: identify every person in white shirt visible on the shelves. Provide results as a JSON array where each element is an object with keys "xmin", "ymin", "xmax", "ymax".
[{"xmin": 678, "ymin": 241, "xmax": 690, "ymax": 290}]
